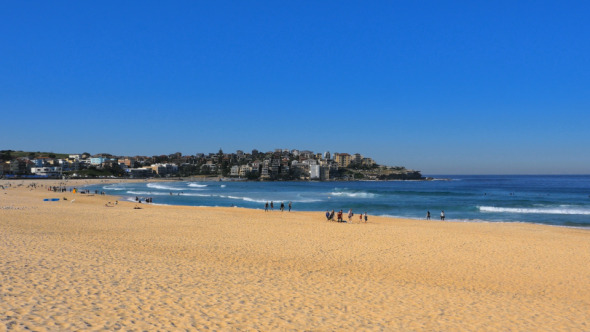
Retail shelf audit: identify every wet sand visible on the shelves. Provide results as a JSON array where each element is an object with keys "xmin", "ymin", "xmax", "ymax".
[{"xmin": 1, "ymin": 179, "xmax": 589, "ymax": 331}]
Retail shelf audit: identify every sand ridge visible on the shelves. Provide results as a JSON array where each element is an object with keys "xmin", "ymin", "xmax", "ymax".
[{"xmin": 1, "ymin": 179, "xmax": 589, "ymax": 330}]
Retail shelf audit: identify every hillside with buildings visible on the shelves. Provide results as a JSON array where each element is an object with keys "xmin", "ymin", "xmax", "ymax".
[{"xmin": 0, "ymin": 149, "xmax": 424, "ymax": 181}]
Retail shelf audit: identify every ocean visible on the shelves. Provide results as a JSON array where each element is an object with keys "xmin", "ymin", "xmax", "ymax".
[{"xmin": 85, "ymin": 175, "xmax": 590, "ymax": 227}]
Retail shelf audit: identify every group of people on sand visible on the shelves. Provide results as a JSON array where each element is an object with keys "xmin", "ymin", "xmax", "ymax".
[
  {"xmin": 135, "ymin": 196, "xmax": 153, "ymax": 204},
  {"xmin": 264, "ymin": 201, "xmax": 292, "ymax": 212},
  {"xmin": 326, "ymin": 209, "xmax": 368, "ymax": 223}
]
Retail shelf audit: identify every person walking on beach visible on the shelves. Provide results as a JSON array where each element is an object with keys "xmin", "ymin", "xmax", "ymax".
[
  {"xmin": 359, "ymin": 213, "xmax": 363, "ymax": 222},
  {"xmin": 348, "ymin": 209, "xmax": 353, "ymax": 223},
  {"xmin": 440, "ymin": 210, "xmax": 445, "ymax": 221},
  {"xmin": 265, "ymin": 202, "xmax": 269, "ymax": 212},
  {"xmin": 330, "ymin": 209, "xmax": 335, "ymax": 221},
  {"xmin": 337, "ymin": 210, "xmax": 343, "ymax": 222},
  {"xmin": 280, "ymin": 202, "xmax": 285, "ymax": 212},
  {"xmin": 325, "ymin": 210, "xmax": 330, "ymax": 221},
  {"xmin": 426, "ymin": 210, "xmax": 431, "ymax": 220},
  {"xmin": 288, "ymin": 201, "xmax": 292, "ymax": 212},
  {"xmin": 364, "ymin": 212, "xmax": 368, "ymax": 223},
  {"xmin": 270, "ymin": 201, "xmax": 274, "ymax": 211}
]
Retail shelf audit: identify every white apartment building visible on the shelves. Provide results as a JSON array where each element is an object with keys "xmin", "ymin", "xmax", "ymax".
[
  {"xmin": 310, "ymin": 165, "xmax": 321, "ymax": 180},
  {"xmin": 30, "ymin": 166, "xmax": 62, "ymax": 178}
]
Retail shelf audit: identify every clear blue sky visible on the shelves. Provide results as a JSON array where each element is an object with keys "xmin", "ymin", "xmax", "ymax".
[{"xmin": 1, "ymin": 1, "xmax": 589, "ymax": 174}]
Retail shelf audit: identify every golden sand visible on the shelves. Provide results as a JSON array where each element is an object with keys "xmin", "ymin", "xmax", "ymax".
[{"xmin": 1, "ymin": 179, "xmax": 589, "ymax": 331}]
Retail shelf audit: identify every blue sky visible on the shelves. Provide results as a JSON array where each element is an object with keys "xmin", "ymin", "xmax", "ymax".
[{"xmin": 1, "ymin": 1, "xmax": 589, "ymax": 174}]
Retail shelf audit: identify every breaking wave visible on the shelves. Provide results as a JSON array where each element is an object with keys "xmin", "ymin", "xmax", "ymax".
[
  {"xmin": 103, "ymin": 185, "xmax": 127, "ymax": 191},
  {"xmin": 331, "ymin": 191, "xmax": 377, "ymax": 199},
  {"xmin": 478, "ymin": 206, "xmax": 590, "ymax": 215},
  {"xmin": 187, "ymin": 183, "xmax": 208, "ymax": 188},
  {"xmin": 146, "ymin": 183, "xmax": 183, "ymax": 190}
]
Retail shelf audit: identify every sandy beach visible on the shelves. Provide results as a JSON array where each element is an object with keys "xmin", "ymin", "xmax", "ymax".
[{"xmin": 1, "ymin": 179, "xmax": 589, "ymax": 331}]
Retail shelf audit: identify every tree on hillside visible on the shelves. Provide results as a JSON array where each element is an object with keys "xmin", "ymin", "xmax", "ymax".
[{"xmin": 0, "ymin": 150, "xmax": 13, "ymax": 162}]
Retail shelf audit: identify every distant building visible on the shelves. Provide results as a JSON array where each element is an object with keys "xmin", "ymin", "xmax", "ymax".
[
  {"xmin": 230, "ymin": 165, "xmax": 240, "ymax": 177},
  {"xmin": 362, "ymin": 158, "xmax": 376, "ymax": 166},
  {"xmin": 334, "ymin": 153, "xmax": 352, "ymax": 167},
  {"xmin": 9, "ymin": 159, "xmax": 28, "ymax": 175},
  {"xmin": 30, "ymin": 166, "xmax": 62, "ymax": 178},
  {"xmin": 260, "ymin": 166, "xmax": 270, "ymax": 179},
  {"xmin": 118, "ymin": 158, "xmax": 137, "ymax": 168},
  {"xmin": 31, "ymin": 159, "xmax": 45, "ymax": 167},
  {"xmin": 300, "ymin": 150, "xmax": 314, "ymax": 159},
  {"xmin": 239, "ymin": 165, "xmax": 252, "ymax": 177},
  {"xmin": 90, "ymin": 157, "xmax": 108, "ymax": 165},
  {"xmin": 126, "ymin": 168, "xmax": 153, "ymax": 178},
  {"xmin": 280, "ymin": 165, "xmax": 289, "ymax": 175},
  {"xmin": 353, "ymin": 153, "xmax": 363, "ymax": 164},
  {"xmin": 320, "ymin": 166, "xmax": 329, "ymax": 180},
  {"xmin": 310, "ymin": 165, "xmax": 321, "ymax": 180},
  {"xmin": 150, "ymin": 163, "xmax": 178, "ymax": 176}
]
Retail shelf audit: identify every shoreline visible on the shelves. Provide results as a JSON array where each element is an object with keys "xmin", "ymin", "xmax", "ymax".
[{"xmin": 76, "ymin": 178, "xmax": 590, "ymax": 230}]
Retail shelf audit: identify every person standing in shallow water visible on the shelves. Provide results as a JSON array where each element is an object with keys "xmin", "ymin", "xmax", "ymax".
[
  {"xmin": 265, "ymin": 202, "xmax": 268, "ymax": 212},
  {"xmin": 288, "ymin": 201, "xmax": 292, "ymax": 212}
]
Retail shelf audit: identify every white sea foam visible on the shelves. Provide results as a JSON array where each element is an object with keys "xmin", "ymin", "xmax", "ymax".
[
  {"xmin": 226, "ymin": 195, "xmax": 267, "ymax": 203},
  {"xmin": 478, "ymin": 206, "xmax": 590, "ymax": 215},
  {"xmin": 127, "ymin": 191, "xmax": 169, "ymax": 196},
  {"xmin": 187, "ymin": 183, "xmax": 208, "ymax": 188},
  {"xmin": 183, "ymin": 193, "xmax": 212, "ymax": 197},
  {"xmin": 331, "ymin": 191, "xmax": 377, "ymax": 198},
  {"xmin": 217, "ymin": 195, "xmax": 323, "ymax": 204},
  {"xmin": 146, "ymin": 183, "xmax": 182, "ymax": 190},
  {"xmin": 127, "ymin": 190, "xmax": 212, "ymax": 197},
  {"xmin": 103, "ymin": 185, "xmax": 126, "ymax": 190},
  {"xmin": 220, "ymin": 185, "xmax": 227, "ymax": 188}
]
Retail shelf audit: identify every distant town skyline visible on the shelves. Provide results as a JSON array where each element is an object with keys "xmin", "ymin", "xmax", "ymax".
[{"xmin": 1, "ymin": 2, "xmax": 589, "ymax": 175}]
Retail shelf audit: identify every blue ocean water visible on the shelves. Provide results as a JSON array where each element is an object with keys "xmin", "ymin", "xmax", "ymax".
[{"xmin": 86, "ymin": 175, "xmax": 590, "ymax": 227}]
